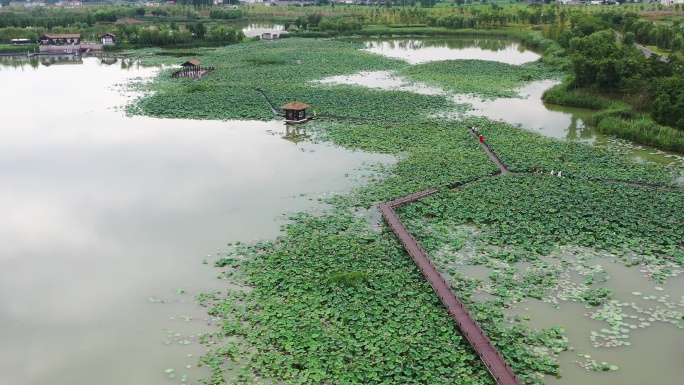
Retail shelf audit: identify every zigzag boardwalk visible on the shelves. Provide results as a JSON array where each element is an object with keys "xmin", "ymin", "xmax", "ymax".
[
  {"xmin": 378, "ymin": 128, "xmax": 522, "ymax": 384},
  {"xmin": 380, "ymin": 197, "xmax": 522, "ymax": 385}
]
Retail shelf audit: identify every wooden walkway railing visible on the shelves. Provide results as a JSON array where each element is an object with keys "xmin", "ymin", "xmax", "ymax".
[{"xmin": 380, "ymin": 196, "xmax": 522, "ymax": 385}]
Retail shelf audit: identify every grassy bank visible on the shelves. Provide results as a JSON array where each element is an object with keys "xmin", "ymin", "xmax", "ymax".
[
  {"xmin": 542, "ymin": 82, "xmax": 616, "ymax": 110},
  {"xmin": 542, "ymin": 80, "xmax": 684, "ymax": 152},
  {"xmin": 0, "ymin": 44, "xmax": 38, "ymax": 54}
]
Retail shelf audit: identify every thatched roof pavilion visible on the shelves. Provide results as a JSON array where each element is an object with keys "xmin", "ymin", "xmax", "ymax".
[
  {"xmin": 181, "ymin": 59, "xmax": 201, "ymax": 68},
  {"xmin": 281, "ymin": 100, "xmax": 311, "ymax": 122}
]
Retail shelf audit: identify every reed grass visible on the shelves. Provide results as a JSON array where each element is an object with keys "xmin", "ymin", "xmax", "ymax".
[{"xmin": 597, "ymin": 117, "xmax": 684, "ymax": 153}]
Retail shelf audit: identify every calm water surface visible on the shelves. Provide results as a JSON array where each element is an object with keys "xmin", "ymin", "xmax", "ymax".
[
  {"xmin": 362, "ymin": 38, "xmax": 541, "ymax": 64},
  {"xmin": 0, "ymin": 56, "xmax": 392, "ymax": 385}
]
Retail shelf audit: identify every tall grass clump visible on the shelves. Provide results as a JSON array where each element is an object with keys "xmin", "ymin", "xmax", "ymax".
[
  {"xmin": 592, "ymin": 105, "xmax": 636, "ymax": 125},
  {"xmin": 597, "ymin": 117, "xmax": 684, "ymax": 153},
  {"xmin": 543, "ymin": 81, "xmax": 614, "ymax": 110}
]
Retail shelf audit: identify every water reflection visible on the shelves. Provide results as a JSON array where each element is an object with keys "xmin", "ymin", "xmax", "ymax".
[
  {"xmin": 236, "ymin": 22, "xmax": 285, "ymax": 38},
  {"xmin": 0, "ymin": 55, "xmax": 158, "ymax": 71},
  {"xmin": 240, "ymin": 22, "xmax": 284, "ymax": 32},
  {"xmin": 362, "ymin": 38, "xmax": 540, "ymax": 64},
  {"xmin": 454, "ymin": 80, "xmax": 598, "ymax": 141},
  {"xmin": 40, "ymin": 55, "xmax": 84, "ymax": 66},
  {"xmin": 100, "ymin": 57, "xmax": 118, "ymax": 66},
  {"xmin": 282, "ymin": 125, "xmax": 311, "ymax": 145},
  {"xmin": 0, "ymin": 56, "xmax": 393, "ymax": 385},
  {"xmin": 0, "ymin": 55, "xmax": 41, "ymax": 70}
]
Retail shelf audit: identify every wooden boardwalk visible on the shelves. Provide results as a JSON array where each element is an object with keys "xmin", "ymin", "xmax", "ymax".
[
  {"xmin": 378, "ymin": 129, "xmax": 521, "ymax": 385},
  {"xmin": 380, "ymin": 196, "xmax": 522, "ymax": 385},
  {"xmin": 472, "ymin": 131, "xmax": 511, "ymax": 175}
]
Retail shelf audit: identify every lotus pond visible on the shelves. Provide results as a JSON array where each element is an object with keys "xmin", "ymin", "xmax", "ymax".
[
  {"xmin": 3, "ymin": 35, "xmax": 681, "ymax": 385},
  {"xmin": 124, "ymin": 37, "xmax": 683, "ymax": 385}
]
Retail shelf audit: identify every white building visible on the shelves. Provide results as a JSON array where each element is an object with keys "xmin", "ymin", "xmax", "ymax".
[{"xmin": 661, "ymin": 0, "xmax": 684, "ymax": 5}]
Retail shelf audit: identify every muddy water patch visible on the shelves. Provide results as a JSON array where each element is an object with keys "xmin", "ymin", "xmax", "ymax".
[{"xmin": 445, "ymin": 244, "xmax": 683, "ymax": 384}]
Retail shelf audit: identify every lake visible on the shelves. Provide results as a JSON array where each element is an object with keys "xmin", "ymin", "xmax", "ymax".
[{"xmin": 0, "ymin": 55, "xmax": 393, "ymax": 385}]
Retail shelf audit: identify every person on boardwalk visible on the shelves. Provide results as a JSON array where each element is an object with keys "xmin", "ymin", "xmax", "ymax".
[{"xmin": 479, "ymin": 134, "xmax": 484, "ymax": 143}]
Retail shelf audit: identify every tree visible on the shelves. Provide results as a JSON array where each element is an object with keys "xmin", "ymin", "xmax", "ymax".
[
  {"xmin": 623, "ymin": 31, "xmax": 635, "ymax": 46},
  {"xmin": 187, "ymin": 22, "xmax": 206, "ymax": 38},
  {"xmin": 93, "ymin": 10, "xmax": 117, "ymax": 23},
  {"xmin": 654, "ymin": 24, "xmax": 674, "ymax": 50},
  {"xmin": 651, "ymin": 75, "xmax": 684, "ymax": 130},
  {"xmin": 177, "ymin": 0, "xmax": 212, "ymax": 8},
  {"xmin": 206, "ymin": 25, "xmax": 244, "ymax": 43},
  {"xmin": 306, "ymin": 13, "xmax": 323, "ymax": 28},
  {"xmin": 135, "ymin": 7, "xmax": 146, "ymax": 17}
]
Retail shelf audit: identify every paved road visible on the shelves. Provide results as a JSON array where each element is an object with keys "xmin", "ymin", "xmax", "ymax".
[
  {"xmin": 634, "ymin": 43, "xmax": 669, "ymax": 62},
  {"xmin": 615, "ymin": 32, "xmax": 668, "ymax": 62}
]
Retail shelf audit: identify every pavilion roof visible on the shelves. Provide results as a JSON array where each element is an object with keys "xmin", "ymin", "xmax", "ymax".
[
  {"xmin": 280, "ymin": 100, "xmax": 310, "ymax": 110},
  {"xmin": 181, "ymin": 59, "xmax": 201, "ymax": 67}
]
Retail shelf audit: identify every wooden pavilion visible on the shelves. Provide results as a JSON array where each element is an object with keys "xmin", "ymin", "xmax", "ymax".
[
  {"xmin": 280, "ymin": 100, "xmax": 310, "ymax": 123},
  {"xmin": 173, "ymin": 59, "xmax": 214, "ymax": 78},
  {"xmin": 181, "ymin": 58, "xmax": 201, "ymax": 69}
]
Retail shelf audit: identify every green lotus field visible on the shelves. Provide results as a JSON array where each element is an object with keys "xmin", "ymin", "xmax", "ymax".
[{"xmin": 130, "ymin": 38, "xmax": 683, "ymax": 385}]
